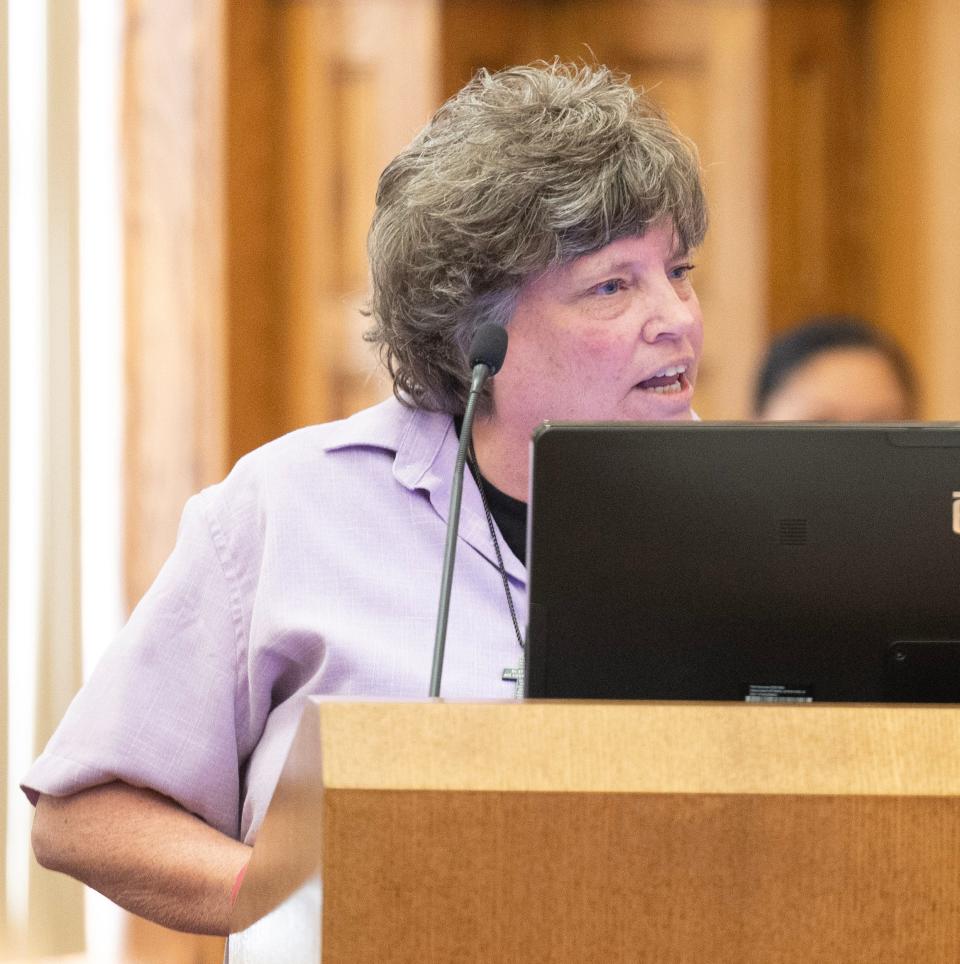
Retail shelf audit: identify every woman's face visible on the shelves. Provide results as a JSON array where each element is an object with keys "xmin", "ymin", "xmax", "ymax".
[
  {"xmin": 489, "ymin": 220, "xmax": 704, "ymax": 439},
  {"xmin": 760, "ymin": 347, "xmax": 913, "ymax": 422}
]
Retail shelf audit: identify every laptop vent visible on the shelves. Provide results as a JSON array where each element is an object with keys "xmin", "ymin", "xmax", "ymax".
[{"xmin": 779, "ymin": 518, "xmax": 808, "ymax": 545}]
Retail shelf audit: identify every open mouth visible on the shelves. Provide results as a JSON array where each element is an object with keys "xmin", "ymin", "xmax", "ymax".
[{"xmin": 636, "ymin": 364, "xmax": 688, "ymax": 395}]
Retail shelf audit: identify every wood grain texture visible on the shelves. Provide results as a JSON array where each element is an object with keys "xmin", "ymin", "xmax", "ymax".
[
  {"xmin": 316, "ymin": 700, "xmax": 960, "ymax": 794},
  {"xmin": 766, "ymin": 1, "xmax": 870, "ymax": 332},
  {"xmin": 123, "ymin": 0, "xmax": 228, "ymax": 608},
  {"xmin": 868, "ymin": 0, "xmax": 960, "ymax": 419},
  {"xmin": 225, "ymin": 0, "xmax": 287, "ymax": 462},
  {"xmin": 226, "ymin": 0, "xmax": 438, "ymax": 466},
  {"xmin": 919, "ymin": 0, "xmax": 960, "ymax": 419},
  {"xmin": 325, "ymin": 791, "xmax": 960, "ymax": 962},
  {"xmin": 235, "ymin": 699, "xmax": 960, "ymax": 962},
  {"xmin": 766, "ymin": 0, "xmax": 960, "ymax": 419}
]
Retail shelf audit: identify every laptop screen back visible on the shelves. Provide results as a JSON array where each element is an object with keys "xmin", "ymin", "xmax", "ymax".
[{"xmin": 524, "ymin": 422, "xmax": 960, "ymax": 702}]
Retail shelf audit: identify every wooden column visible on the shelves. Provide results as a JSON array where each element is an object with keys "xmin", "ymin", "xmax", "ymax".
[
  {"xmin": 224, "ymin": 0, "xmax": 287, "ymax": 463},
  {"xmin": 123, "ymin": 0, "xmax": 229, "ymax": 608},
  {"xmin": 697, "ymin": 0, "xmax": 768, "ymax": 420}
]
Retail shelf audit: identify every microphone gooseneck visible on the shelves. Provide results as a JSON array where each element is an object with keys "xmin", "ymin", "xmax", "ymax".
[{"xmin": 429, "ymin": 323, "xmax": 509, "ymax": 698}]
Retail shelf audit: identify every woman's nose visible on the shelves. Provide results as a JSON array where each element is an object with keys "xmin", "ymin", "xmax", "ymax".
[{"xmin": 641, "ymin": 278, "xmax": 701, "ymax": 343}]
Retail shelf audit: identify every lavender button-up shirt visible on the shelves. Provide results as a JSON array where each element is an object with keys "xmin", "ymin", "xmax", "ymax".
[{"xmin": 23, "ymin": 397, "xmax": 527, "ymax": 843}]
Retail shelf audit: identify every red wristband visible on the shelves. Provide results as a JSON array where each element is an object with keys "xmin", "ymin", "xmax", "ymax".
[{"xmin": 230, "ymin": 861, "xmax": 250, "ymax": 906}]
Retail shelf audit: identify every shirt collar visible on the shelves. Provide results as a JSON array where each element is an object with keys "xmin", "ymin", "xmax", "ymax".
[{"xmin": 321, "ymin": 396, "xmax": 526, "ymax": 584}]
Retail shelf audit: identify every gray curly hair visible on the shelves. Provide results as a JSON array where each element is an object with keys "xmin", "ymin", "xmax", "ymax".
[{"xmin": 364, "ymin": 61, "xmax": 708, "ymax": 414}]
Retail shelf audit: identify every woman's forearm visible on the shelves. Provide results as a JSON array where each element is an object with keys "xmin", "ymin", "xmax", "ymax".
[{"xmin": 32, "ymin": 781, "xmax": 252, "ymax": 936}]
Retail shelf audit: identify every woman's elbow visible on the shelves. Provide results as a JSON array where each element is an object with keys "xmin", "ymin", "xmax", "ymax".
[{"xmin": 31, "ymin": 794, "xmax": 69, "ymax": 873}]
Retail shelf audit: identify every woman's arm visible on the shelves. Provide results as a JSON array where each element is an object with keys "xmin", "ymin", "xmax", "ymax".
[{"xmin": 32, "ymin": 781, "xmax": 252, "ymax": 936}]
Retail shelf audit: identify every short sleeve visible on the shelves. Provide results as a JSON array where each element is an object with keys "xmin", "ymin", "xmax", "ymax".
[{"xmin": 21, "ymin": 490, "xmax": 246, "ymax": 840}]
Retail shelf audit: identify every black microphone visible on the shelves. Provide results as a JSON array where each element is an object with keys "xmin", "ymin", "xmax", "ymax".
[{"xmin": 429, "ymin": 323, "xmax": 509, "ymax": 697}]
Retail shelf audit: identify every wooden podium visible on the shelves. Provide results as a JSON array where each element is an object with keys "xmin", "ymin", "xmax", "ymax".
[{"xmin": 229, "ymin": 698, "xmax": 960, "ymax": 962}]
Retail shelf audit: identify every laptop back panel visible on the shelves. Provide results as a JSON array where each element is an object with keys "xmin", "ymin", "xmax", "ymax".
[{"xmin": 525, "ymin": 423, "xmax": 960, "ymax": 702}]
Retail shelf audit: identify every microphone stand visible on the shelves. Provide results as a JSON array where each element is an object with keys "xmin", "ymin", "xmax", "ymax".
[
  {"xmin": 429, "ymin": 362, "xmax": 491, "ymax": 697},
  {"xmin": 429, "ymin": 323, "xmax": 507, "ymax": 697}
]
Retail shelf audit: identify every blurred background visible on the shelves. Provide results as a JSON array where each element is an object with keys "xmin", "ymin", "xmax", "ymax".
[{"xmin": 1, "ymin": 0, "xmax": 958, "ymax": 960}]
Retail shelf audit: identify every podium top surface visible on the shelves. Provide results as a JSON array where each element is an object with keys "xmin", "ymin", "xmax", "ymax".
[{"xmin": 309, "ymin": 698, "xmax": 960, "ymax": 796}]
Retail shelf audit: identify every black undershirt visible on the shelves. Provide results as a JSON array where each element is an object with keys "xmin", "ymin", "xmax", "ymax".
[
  {"xmin": 454, "ymin": 418, "xmax": 528, "ymax": 565},
  {"xmin": 475, "ymin": 470, "xmax": 528, "ymax": 566}
]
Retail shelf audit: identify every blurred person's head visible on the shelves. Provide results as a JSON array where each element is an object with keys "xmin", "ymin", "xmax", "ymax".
[
  {"xmin": 364, "ymin": 60, "xmax": 708, "ymax": 418},
  {"xmin": 754, "ymin": 316, "xmax": 918, "ymax": 421}
]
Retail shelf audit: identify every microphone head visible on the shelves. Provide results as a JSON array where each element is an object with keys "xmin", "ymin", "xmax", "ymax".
[{"xmin": 468, "ymin": 323, "xmax": 508, "ymax": 375}]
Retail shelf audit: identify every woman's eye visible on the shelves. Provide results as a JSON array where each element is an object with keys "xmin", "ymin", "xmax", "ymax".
[
  {"xmin": 594, "ymin": 279, "xmax": 624, "ymax": 296},
  {"xmin": 670, "ymin": 263, "xmax": 695, "ymax": 281}
]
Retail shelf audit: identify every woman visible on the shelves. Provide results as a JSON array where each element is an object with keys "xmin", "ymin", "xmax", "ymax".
[
  {"xmin": 754, "ymin": 316, "xmax": 918, "ymax": 421},
  {"xmin": 26, "ymin": 61, "xmax": 708, "ymax": 936}
]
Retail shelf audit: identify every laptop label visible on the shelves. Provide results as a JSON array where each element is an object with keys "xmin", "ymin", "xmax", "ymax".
[{"xmin": 745, "ymin": 684, "xmax": 814, "ymax": 704}]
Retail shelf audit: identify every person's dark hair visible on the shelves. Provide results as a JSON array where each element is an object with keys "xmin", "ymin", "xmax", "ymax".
[
  {"xmin": 364, "ymin": 60, "xmax": 708, "ymax": 415},
  {"xmin": 753, "ymin": 316, "xmax": 918, "ymax": 416}
]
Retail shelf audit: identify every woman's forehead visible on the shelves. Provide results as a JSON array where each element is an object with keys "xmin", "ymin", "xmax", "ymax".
[{"xmin": 563, "ymin": 222, "xmax": 684, "ymax": 274}]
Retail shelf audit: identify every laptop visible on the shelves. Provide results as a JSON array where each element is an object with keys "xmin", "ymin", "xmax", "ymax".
[{"xmin": 524, "ymin": 422, "xmax": 960, "ymax": 702}]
